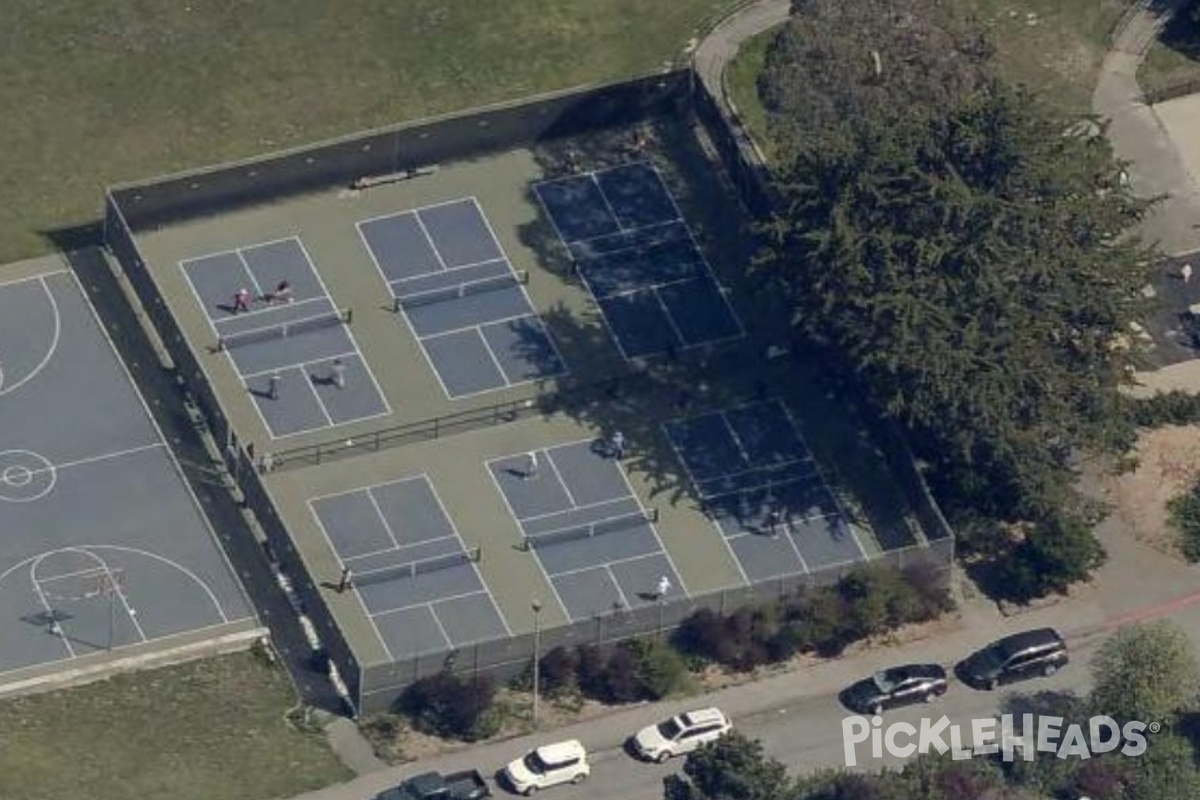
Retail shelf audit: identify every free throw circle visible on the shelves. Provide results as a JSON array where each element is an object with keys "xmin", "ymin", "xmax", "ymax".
[{"xmin": 0, "ymin": 450, "xmax": 55, "ymax": 502}]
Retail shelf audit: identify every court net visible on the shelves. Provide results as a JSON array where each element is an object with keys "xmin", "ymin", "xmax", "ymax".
[
  {"xmin": 395, "ymin": 270, "xmax": 528, "ymax": 311},
  {"xmin": 522, "ymin": 508, "xmax": 657, "ymax": 551},
  {"xmin": 217, "ymin": 308, "xmax": 351, "ymax": 351},
  {"xmin": 695, "ymin": 459, "xmax": 819, "ymax": 501},
  {"xmin": 350, "ymin": 546, "xmax": 481, "ymax": 587}
]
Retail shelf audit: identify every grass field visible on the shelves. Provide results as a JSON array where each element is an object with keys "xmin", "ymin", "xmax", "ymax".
[
  {"xmin": 0, "ymin": 0, "xmax": 735, "ymax": 264},
  {"xmin": 0, "ymin": 652, "xmax": 350, "ymax": 800},
  {"xmin": 727, "ymin": 0, "xmax": 1134, "ymax": 153}
]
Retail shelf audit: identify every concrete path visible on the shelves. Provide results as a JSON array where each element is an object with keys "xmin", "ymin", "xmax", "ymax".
[{"xmin": 1094, "ymin": 0, "xmax": 1200, "ymax": 257}]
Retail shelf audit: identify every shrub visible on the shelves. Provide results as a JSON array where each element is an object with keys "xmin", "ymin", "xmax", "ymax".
[
  {"xmin": 673, "ymin": 608, "xmax": 732, "ymax": 663},
  {"xmin": 1167, "ymin": 487, "xmax": 1200, "ymax": 563},
  {"xmin": 575, "ymin": 644, "xmax": 608, "ymax": 699},
  {"xmin": 1128, "ymin": 390, "xmax": 1200, "ymax": 428},
  {"xmin": 398, "ymin": 670, "xmax": 498, "ymax": 742},
  {"xmin": 539, "ymin": 646, "xmax": 579, "ymax": 697},
  {"xmin": 598, "ymin": 645, "xmax": 643, "ymax": 703},
  {"xmin": 627, "ymin": 639, "xmax": 690, "ymax": 699},
  {"xmin": 993, "ymin": 513, "xmax": 1106, "ymax": 601}
]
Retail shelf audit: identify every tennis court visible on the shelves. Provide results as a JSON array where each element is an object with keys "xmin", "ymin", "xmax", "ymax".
[
  {"xmin": 358, "ymin": 197, "xmax": 568, "ymax": 399},
  {"xmin": 181, "ymin": 237, "xmax": 390, "ymax": 438},
  {"xmin": 664, "ymin": 399, "xmax": 868, "ymax": 582},
  {"xmin": 308, "ymin": 475, "xmax": 510, "ymax": 661},
  {"xmin": 534, "ymin": 161, "xmax": 744, "ymax": 360},
  {"xmin": 0, "ymin": 266, "xmax": 256, "ymax": 678},
  {"xmin": 487, "ymin": 439, "xmax": 686, "ymax": 622}
]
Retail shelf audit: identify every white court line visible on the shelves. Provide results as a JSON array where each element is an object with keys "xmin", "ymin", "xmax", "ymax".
[
  {"xmin": 776, "ymin": 402, "xmax": 871, "ymax": 562},
  {"xmin": 651, "ymin": 284, "xmax": 689, "ymax": 351},
  {"xmin": 307, "ymin": 473, "xmax": 433, "ymax": 504},
  {"xmin": 547, "ymin": 550, "xmax": 666, "ymax": 581},
  {"xmin": 660, "ymin": 420, "xmax": 750, "ymax": 586},
  {"xmin": 356, "ymin": 220, "xmax": 453, "ymax": 400},
  {"xmin": 35, "ymin": 566, "xmax": 109, "ymax": 584},
  {"xmin": 365, "ymin": 488, "xmax": 402, "ymax": 550},
  {"xmin": 301, "ymin": 364, "xmax": 336, "ymax": 427},
  {"xmin": 28, "ymin": 561, "xmax": 76, "ymax": 658},
  {"xmin": 389, "ymin": 257, "xmax": 509, "ymax": 288},
  {"xmin": 292, "ymin": 237, "xmax": 393, "ymax": 420},
  {"xmin": 479, "ymin": 311, "xmax": 570, "ymax": 386},
  {"xmin": 562, "ymin": 254, "xmax": 634, "ymax": 362},
  {"xmin": 367, "ymin": 589, "xmax": 493, "ymax": 620},
  {"xmin": 722, "ymin": 510, "xmax": 844, "ymax": 543},
  {"xmin": 719, "ymin": 409, "xmax": 753, "ymax": 466},
  {"xmin": 212, "ymin": 295, "xmax": 327, "ymax": 328},
  {"xmin": 342, "ymin": 534, "xmax": 458, "ymax": 564},
  {"xmin": 412, "ymin": 211, "xmax": 450, "ymax": 271},
  {"xmin": 306, "ymin": 498, "xmax": 396, "ymax": 662},
  {"xmin": 473, "ymin": 327, "xmax": 510, "ymax": 386},
  {"xmin": 0, "ymin": 268, "xmax": 68, "ymax": 289},
  {"xmin": 240, "ymin": 349, "xmax": 360, "ymax": 380},
  {"xmin": 234, "ymin": 251, "xmax": 264, "ymax": 298},
  {"xmin": 427, "ymin": 603, "xmax": 454, "ymax": 648},
  {"xmin": 0, "ymin": 273, "xmax": 63, "ymax": 399},
  {"xmin": 541, "ymin": 448, "xmax": 579, "ymax": 510},
  {"xmin": 519, "ymin": 495, "xmax": 636, "ymax": 525},
  {"xmin": 589, "ymin": 173, "xmax": 625, "ymax": 233},
  {"xmin": 7, "ymin": 442, "xmax": 165, "ymax": 481},
  {"xmin": 414, "ymin": 310, "xmax": 529, "ymax": 344},
  {"xmin": 606, "ymin": 564, "xmax": 631, "ymax": 609},
  {"xmin": 567, "ymin": 218, "xmax": 683, "ymax": 253},
  {"xmin": 426, "ymin": 476, "xmax": 514, "ymax": 636},
  {"xmin": 354, "ymin": 208, "xmax": 418, "ymax": 230},
  {"xmin": 484, "ymin": 460, "xmax": 572, "ymax": 621},
  {"xmin": 612, "ymin": 457, "xmax": 690, "ymax": 596}
]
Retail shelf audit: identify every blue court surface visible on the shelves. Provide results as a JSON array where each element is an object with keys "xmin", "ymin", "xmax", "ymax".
[
  {"xmin": 357, "ymin": 198, "xmax": 567, "ymax": 399},
  {"xmin": 309, "ymin": 475, "xmax": 511, "ymax": 661},
  {"xmin": 487, "ymin": 439, "xmax": 686, "ymax": 622},
  {"xmin": 664, "ymin": 399, "xmax": 868, "ymax": 582},
  {"xmin": 181, "ymin": 237, "xmax": 390, "ymax": 439},
  {"xmin": 0, "ymin": 269, "xmax": 254, "ymax": 676},
  {"xmin": 534, "ymin": 162, "xmax": 744, "ymax": 360}
]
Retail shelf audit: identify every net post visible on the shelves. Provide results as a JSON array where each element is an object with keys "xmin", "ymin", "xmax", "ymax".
[
  {"xmin": 392, "ymin": 297, "xmax": 401, "ymax": 314},
  {"xmin": 648, "ymin": 507, "xmax": 659, "ymax": 523},
  {"xmin": 216, "ymin": 337, "xmax": 226, "ymax": 352},
  {"xmin": 344, "ymin": 308, "xmax": 353, "ymax": 325}
]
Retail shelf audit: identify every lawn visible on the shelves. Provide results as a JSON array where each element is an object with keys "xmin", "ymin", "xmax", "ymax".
[
  {"xmin": 726, "ymin": 0, "xmax": 1134, "ymax": 153},
  {"xmin": 0, "ymin": 0, "xmax": 736, "ymax": 264},
  {"xmin": 0, "ymin": 652, "xmax": 350, "ymax": 800}
]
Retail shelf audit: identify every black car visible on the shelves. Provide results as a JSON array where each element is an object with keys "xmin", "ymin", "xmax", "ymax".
[
  {"xmin": 956, "ymin": 628, "xmax": 1068, "ymax": 690},
  {"xmin": 840, "ymin": 664, "xmax": 948, "ymax": 714}
]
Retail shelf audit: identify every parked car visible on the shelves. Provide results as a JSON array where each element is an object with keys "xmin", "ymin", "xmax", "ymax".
[
  {"xmin": 630, "ymin": 707, "xmax": 732, "ymax": 763},
  {"xmin": 957, "ymin": 628, "xmax": 1069, "ymax": 690},
  {"xmin": 502, "ymin": 740, "xmax": 590, "ymax": 795},
  {"xmin": 376, "ymin": 770, "xmax": 490, "ymax": 800},
  {"xmin": 840, "ymin": 664, "xmax": 948, "ymax": 714}
]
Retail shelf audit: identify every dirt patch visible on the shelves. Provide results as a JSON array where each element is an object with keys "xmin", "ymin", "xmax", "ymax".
[{"xmin": 1088, "ymin": 424, "xmax": 1200, "ymax": 557}]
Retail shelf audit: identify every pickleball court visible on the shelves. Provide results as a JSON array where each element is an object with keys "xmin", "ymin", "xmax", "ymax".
[
  {"xmin": 309, "ymin": 474, "xmax": 511, "ymax": 661},
  {"xmin": 534, "ymin": 161, "xmax": 744, "ymax": 360},
  {"xmin": 181, "ymin": 237, "xmax": 390, "ymax": 438},
  {"xmin": 664, "ymin": 399, "xmax": 869, "ymax": 582},
  {"xmin": 487, "ymin": 439, "xmax": 687, "ymax": 621},
  {"xmin": 358, "ymin": 197, "xmax": 568, "ymax": 399}
]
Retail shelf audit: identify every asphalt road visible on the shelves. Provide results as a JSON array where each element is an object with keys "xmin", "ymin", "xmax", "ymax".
[{"xmin": 484, "ymin": 651, "xmax": 1094, "ymax": 800}]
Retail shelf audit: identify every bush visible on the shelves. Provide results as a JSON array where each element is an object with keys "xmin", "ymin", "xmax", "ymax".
[
  {"xmin": 627, "ymin": 639, "xmax": 690, "ymax": 699},
  {"xmin": 398, "ymin": 670, "xmax": 498, "ymax": 742},
  {"xmin": 1129, "ymin": 391, "xmax": 1200, "ymax": 429},
  {"xmin": 992, "ymin": 513, "xmax": 1106, "ymax": 601},
  {"xmin": 598, "ymin": 645, "xmax": 643, "ymax": 703},
  {"xmin": 1167, "ymin": 487, "xmax": 1200, "ymax": 563},
  {"xmin": 575, "ymin": 644, "xmax": 608, "ymax": 700},
  {"xmin": 673, "ymin": 608, "xmax": 733, "ymax": 663},
  {"xmin": 539, "ymin": 646, "xmax": 579, "ymax": 697}
]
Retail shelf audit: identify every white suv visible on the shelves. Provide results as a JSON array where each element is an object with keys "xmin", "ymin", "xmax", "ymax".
[
  {"xmin": 631, "ymin": 707, "xmax": 732, "ymax": 762},
  {"xmin": 503, "ymin": 739, "xmax": 590, "ymax": 795}
]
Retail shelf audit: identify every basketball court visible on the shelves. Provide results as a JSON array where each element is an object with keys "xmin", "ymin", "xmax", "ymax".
[{"xmin": 0, "ymin": 266, "xmax": 255, "ymax": 677}]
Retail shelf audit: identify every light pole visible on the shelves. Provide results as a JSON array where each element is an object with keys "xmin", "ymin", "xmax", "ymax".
[{"xmin": 531, "ymin": 599, "xmax": 543, "ymax": 728}]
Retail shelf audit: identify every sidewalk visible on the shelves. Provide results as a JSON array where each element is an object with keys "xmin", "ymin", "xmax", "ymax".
[{"xmin": 1093, "ymin": 0, "xmax": 1200, "ymax": 257}]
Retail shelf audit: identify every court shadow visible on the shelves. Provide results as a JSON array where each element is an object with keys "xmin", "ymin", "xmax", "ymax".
[
  {"xmin": 215, "ymin": 303, "xmax": 238, "ymax": 314},
  {"xmin": 248, "ymin": 387, "xmax": 274, "ymax": 399},
  {"xmin": 310, "ymin": 374, "xmax": 338, "ymax": 388}
]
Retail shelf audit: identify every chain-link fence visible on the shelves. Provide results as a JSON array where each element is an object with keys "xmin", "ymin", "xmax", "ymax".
[{"xmin": 105, "ymin": 64, "xmax": 957, "ymax": 719}]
